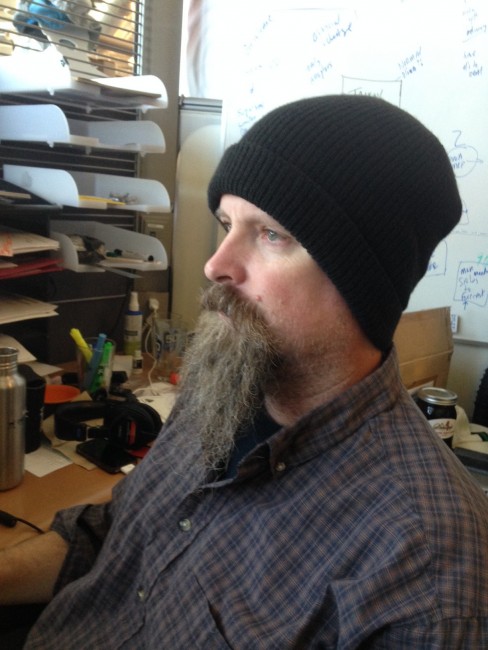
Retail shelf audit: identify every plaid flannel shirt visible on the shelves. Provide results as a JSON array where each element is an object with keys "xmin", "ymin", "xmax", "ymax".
[{"xmin": 26, "ymin": 348, "xmax": 488, "ymax": 648}]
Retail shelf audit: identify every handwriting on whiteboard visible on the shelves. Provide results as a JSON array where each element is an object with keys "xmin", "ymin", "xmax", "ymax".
[
  {"xmin": 311, "ymin": 14, "xmax": 353, "ymax": 47},
  {"xmin": 449, "ymin": 130, "xmax": 483, "ymax": 177},
  {"xmin": 463, "ymin": 49, "xmax": 484, "ymax": 77},
  {"xmin": 461, "ymin": 2, "xmax": 486, "ymax": 75},
  {"xmin": 462, "ymin": 2, "xmax": 487, "ymax": 43},
  {"xmin": 342, "ymin": 77, "xmax": 402, "ymax": 105},
  {"xmin": 398, "ymin": 47, "xmax": 423, "ymax": 79},
  {"xmin": 426, "ymin": 241, "xmax": 447, "ymax": 277},
  {"xmin": 307, "ymin": 58, "xmax": 333, "ymax": 85},
  {"xmin": 454, "ymin": 261, "xmax": 488, "ymax": 308}
]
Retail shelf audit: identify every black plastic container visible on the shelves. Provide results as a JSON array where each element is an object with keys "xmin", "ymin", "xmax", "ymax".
[{"xmin": 416, "ymin": 387, "xmax": 458, "ymax": 447}]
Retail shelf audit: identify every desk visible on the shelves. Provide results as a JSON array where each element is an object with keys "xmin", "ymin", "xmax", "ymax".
[
  {"xmin": 0, "ymin": 354, "xmax": 175, "ymax": 550},
  {"xmin": 0, "ymin": 465, "xmax": 122, "ymax": 549}
]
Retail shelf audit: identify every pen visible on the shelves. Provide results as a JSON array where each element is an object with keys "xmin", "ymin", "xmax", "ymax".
[
  {"xmin": 101, "ymin": 341, "xmax": 114, "ymax": 389},
  {"xmin": 84, "ymin": 333, "xmax": 107, "ymax": 391},
  {"xmin": 107, "ymin": 248, "xmax": 147, "ymax": 262},
  {"xmin": 70, "ymin": 328, "xmax": 92, "ymax": 363}
]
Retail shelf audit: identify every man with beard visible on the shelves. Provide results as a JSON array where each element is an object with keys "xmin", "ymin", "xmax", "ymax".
[{"xmin": 2, "ymin": 95, "xmax": 488, "ymax": 648}]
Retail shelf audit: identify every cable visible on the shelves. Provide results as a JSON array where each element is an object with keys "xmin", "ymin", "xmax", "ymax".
[
  {"xmin": 0, "ymin": 509, "xmax": 45, "ymax": 534},
  {"xmin": 137, "ymin": 302, "xmax": 161, "ymax": 395}
]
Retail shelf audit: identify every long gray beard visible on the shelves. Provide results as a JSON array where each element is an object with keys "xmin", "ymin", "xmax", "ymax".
[{"xmin": 171, "ymin": 284, "xmax": 282, "ymax": 477}]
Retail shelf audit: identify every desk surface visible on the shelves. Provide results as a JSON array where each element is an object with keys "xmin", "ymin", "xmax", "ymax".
[
  {"xmin": 0, "ymin": 465, "xmax": 122, "ymax": 549},
  {"xmin": 0, "ymin": 354, "xmax": 174, "ymax": 550}
]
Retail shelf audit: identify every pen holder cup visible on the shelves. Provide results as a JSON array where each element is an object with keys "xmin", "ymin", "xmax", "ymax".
[
  {"xmin": 76, "ymin": 337, "xmax": 115, "ymax": 396},
  {"xmin": 156, "ymin": 316, "xmax": 188, "ymax": 381}
]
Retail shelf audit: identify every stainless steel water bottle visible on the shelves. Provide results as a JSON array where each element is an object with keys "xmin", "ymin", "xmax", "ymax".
[{"xmin": 0, "ymin": 347, "xmax": 26, "ymax": 490}]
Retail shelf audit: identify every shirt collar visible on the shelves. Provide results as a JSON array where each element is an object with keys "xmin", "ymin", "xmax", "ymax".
[{"xmin": 233, "ymin": 346, "xmax": 403, "ymax": 479}]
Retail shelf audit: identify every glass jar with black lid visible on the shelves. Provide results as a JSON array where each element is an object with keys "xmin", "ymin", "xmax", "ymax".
[{"xmin": 416, "ymin": 386, "xmax": 458, "ymax": 447}]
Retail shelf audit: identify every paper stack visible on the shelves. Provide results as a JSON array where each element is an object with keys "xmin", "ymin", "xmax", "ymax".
[{"xmin": 0, "ymin": 291, "xmax": 58, "ymax": 325}]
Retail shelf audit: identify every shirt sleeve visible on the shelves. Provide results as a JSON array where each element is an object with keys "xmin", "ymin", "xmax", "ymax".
[
  {"xmin": 48, "ymin": 421, "xmax": 175, "ymax": 595},
  {"xmin": 49, "ymin": 484, "xmax": 117, "ymax": 594}
]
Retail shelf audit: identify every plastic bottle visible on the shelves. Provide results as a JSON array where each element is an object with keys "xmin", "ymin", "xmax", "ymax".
[
  {"xmin": 123, "ymin": 291, "xmax": 143, "ymax": 357},
  {"xmin": 131, "ymin": 348, "xmax": 143, "ymax": 375},
  {"xmin": 0, "ymin": 347, "xmax": 26, "ymax": 490}
]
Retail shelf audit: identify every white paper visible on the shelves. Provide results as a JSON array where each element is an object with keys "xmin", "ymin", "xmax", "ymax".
[
  {"xmin": 0, "ymin": 228, "xmax": 59, "ymax": 256},
  {"xmin": 27, "ymin": 361, "xmax": 62, "ymax": 377},
  {"xmin": 24, "ymin": 444, "xmax": 72, "ymax": 477},
  {"xmin": 135, "ymin": 383, "xmax": 177, "ymax": 421},
  {"xmin": 0, "ymin": 334, "xmax": 36, "ymax": 363},
  {"xmin": 0, "ymin": 292, "xmax": 58, "ymax": 324}
]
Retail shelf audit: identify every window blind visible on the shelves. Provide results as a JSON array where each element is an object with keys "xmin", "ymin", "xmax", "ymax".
[{"xmin": 0, "ymin": 0, "xmax": 143, "ymax": 78}]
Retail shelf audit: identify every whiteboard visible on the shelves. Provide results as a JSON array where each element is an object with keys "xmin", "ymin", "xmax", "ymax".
[{"xmin": 220, "ymin": 0, "xmax": 488, "ymax": 343}]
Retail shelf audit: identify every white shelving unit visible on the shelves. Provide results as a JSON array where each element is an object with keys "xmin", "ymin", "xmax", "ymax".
[
  {"xmin": 0, "ymin": 6, "xmax": 170, "ymax": 361},
  {"xmin": 0, "ymin": 44, "xmax": 168, "ymax": 112},
  {"xmin": 50, "ymin": 221, "xmax": 168, "ymax": 273},
  {"xmin": 4, "ymin": 165, "xmax": 171, "ymax": 213},
  {"xmin": 0, "ymin": 105, "xmax": 166, "ymax": 155},
  {"xmin": 68, "ymin": 118, "xmax": 166, "ymax": 155},
  {"xmin": 0, "ymin": 39, "xmax": 171, "ymax": 338}
]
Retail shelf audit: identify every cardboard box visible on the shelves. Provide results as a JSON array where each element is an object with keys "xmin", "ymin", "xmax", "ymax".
[{"xmin": 393, "ymin": 307, "xmax": 453, "ymax": 392}]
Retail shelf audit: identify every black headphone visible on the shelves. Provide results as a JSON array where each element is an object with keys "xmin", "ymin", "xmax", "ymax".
[{"xmin": 54, "ymin": 400, "xmax": 163, "ymax": 449}]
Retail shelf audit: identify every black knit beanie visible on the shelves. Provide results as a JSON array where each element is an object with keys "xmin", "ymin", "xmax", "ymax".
[{"xmin": 208, "ymin": 95, "xmax": 461, "ymax": 351}]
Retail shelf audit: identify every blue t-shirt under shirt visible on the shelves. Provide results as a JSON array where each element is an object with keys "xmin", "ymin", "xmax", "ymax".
[{"xmin": 224, "ymin": 408, "xmax": 280, "ymax": 479}]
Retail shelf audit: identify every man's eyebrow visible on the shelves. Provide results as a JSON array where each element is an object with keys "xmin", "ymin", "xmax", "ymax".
[{"xmin": 214, "ymin": 207, "xmax": 230, "ymax": 226}]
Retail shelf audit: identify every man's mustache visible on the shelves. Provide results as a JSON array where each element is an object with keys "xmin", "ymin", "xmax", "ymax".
[{"xmin": 200, "ymin": 284, "xmax": 258, "ymax": 324}]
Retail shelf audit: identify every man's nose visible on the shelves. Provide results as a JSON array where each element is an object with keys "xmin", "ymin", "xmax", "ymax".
[{"xmin": 204, "ymin": 235, "xmax": 246, "ymax": 285}]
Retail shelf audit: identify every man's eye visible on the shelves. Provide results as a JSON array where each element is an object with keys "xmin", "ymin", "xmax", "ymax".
[
  {"xmin": 265, "ymin": 229, "xmax": 283, "ymax": 242},
  {"xmin": 220, "ymin": 221, "xmax": 231, "ymax": 233}
]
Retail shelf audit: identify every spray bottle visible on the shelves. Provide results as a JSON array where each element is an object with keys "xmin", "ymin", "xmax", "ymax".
[{"xmin": 123, "ymin": 291, "xmax": 143, "ymax": 357}]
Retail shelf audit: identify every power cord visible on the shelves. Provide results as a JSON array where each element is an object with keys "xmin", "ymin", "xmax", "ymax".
[
  {"xmin": 140, "ymin": 298, "xmax": 160, "ymax": 394},
  {"xmin": 0, "ymin": 509, "xmax": 45, "ymax": 534}
]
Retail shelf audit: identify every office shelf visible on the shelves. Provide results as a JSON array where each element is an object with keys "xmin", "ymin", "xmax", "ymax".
[
  {"xmin": 0, "ymin": 105, "xmax": 166, "ymax": 155},
  {"xmin": 50, "ymin": 220, "xmax": 168, "ymax": 273},
  {"xmin": 0, "ymin": 34, "xmax": 169, "ymax": 359},
  {"xmin": 3, "ymin": 165, "xmax": 171, "ymax": 213},
  {"xmin": 0, "ymin": 44, "xmax": 168, "ymax": 112}
]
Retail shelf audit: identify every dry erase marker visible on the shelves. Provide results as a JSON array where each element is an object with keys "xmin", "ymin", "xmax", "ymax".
[
  {"xmin": 70, "ymin": 328, "xmax": 92, "ymax": 363},
  {"xmin": 90, "ymin": 340, "xmax": 113, "ymax": 393},
  {"xmin": 84, "ymin": 333, "xmax": 107, "ymax": 391}
]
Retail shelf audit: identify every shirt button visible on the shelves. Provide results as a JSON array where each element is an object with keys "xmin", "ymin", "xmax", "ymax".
[
  {"xmin": 275, "ymin": 461, "xmax": 286, "ymax": 472},
  {"xmin": 179, "ymin": 518, "xmax": 192, "ymax": 532},
  {"xmin": 137, "ymin": 588, "xmax": 145, "ymax": 602}
]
